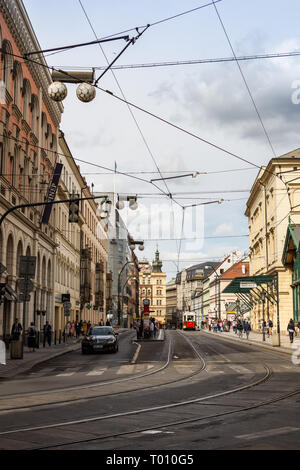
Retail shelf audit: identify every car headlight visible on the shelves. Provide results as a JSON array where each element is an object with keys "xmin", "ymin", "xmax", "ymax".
[{"xmin": 107, "ymin": 338, "xmax": 115, "ymax": 343}]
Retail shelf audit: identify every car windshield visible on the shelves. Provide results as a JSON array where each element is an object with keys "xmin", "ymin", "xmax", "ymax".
[{"xmin": 90, "ymin": 327, "xmax": 114, "ymax": 336}]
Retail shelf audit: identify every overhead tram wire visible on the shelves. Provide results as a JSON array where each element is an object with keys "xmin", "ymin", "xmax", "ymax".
[
  {"xmin": 77, "ymin": 0, "xmax": 182, "ymax": 210},
  {"xmin": 5, "ymin": 46, "xmax": 290, "ymax": 207},
  {"xmin": 211, "ymin": 0, "xmax": 277, "ymax": 161},
  {"xmin": 44, "ymin": 0, "xmax": 223, "ymax": 58},
  {"xmin": 58, "ymin": 51, "xmax": 300, "ymax": 71}
]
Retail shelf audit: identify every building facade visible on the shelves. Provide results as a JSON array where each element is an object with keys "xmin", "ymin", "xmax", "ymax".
[
  {"xmin": 0, "ymin": 0, "xmax": 63, "ymax": 340},
  {"xmin": 246, "ymin": 149, "xmax": 300, "ymax": 334},
  {"xmin": 139, "ymin": 250, "xmax": 167, "ymax": 326},
  {"xmin": 166, "ymin": 278, "xmax": 177, "ymax": 327}
]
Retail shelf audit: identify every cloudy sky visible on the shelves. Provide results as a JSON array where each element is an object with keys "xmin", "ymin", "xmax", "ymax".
[{"xmin": 23, "ymin": 0, "xmax": 300, "ymax": 279}]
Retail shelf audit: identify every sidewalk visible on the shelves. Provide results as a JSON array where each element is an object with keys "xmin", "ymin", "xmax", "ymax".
[
  {"xmin": 199, "ymin": 326, "xmax": 299, "ymax": 356},
  {"xmin": 0, "ymin": 327, "xmax": 130, "ymax": 380}
]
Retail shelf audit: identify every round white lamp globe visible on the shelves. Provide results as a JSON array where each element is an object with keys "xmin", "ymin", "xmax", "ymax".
[
  {"xmin": 48, "ymin": 82, "xmax": 68, "ymax": 102},
  {"xmin": 76, "ymin": 82, "xmax": 96, "ymax": 103}
]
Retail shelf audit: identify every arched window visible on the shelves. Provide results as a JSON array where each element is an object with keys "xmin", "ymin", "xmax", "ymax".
[
  {"xmin": 13, "ymin": 61, "xmax": 23, "ymax": 109},
  {"xmin": 2, "ymin": 40, "xmax": 13, "ymax": 92},
  {"xmin": 31, "ymin": 94, "xmax": 39, "ymax": 136},
  {"xmin": 22, "ymin": 79, "xmax": 31, "ymax": 123},
  {"xmin": 6, "ymin": 234, "xmax": 14, "ymax": 276}
]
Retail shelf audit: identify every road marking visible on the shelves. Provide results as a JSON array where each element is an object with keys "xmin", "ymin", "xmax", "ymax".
[
  {"xmin": 86, "ymin": 368, "xmax": 107, "ymax": 376},
  {"xmin": 141, "ymin": 430, "xmax": 174, "ymax": 435},
  {"xmin": 227, "ymin": 365, "xmax": 251, "ymax": 374},
  {"xmin": 56, "ymin": 372, "xmax": 75, "ymax": 377},
  {"xmin": 131, "ymin": 342, "xmax": 141, "ymax": 364},
  {"xmin": 236, "ymin": 427, "xmax": 300, "ymax": 440}
]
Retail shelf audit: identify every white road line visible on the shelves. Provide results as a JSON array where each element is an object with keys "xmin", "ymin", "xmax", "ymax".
[
  {"xmin": 131, "ymin": 342, "xmax": 141, "ymax": 364},
  {"xmin": 227, "ymin": 365, "xmax": 251, "ymax": 375},
  {"xmin": 86, "ymin": 369, "xmax": 107, "ymax": 376},
  {"xmin": 236, "ymin": 427, "xmax": 300, "ymax": 440},
  {"xmin": 56, "ymin": 372, "xmax": 75, "ymax": 377}
]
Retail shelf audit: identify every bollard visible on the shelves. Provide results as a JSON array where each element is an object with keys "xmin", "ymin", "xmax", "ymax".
[
  {"xmin": 59, "ymin": 329, "xmax": 61, "ymax": 344},
  {"xmin": 54, "ymin": 330, "xmax": 57, "ymax": 345}
]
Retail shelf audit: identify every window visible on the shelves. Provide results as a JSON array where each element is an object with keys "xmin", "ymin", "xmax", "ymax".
[
  {"xmin": 22, "ymin": 79, "xmax": 31, "ymax": 123},
  {"xmin": 242, "ymin": 265, "xmax": 246, "ymax": 275}
]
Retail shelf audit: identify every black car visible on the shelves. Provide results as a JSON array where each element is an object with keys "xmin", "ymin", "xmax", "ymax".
[{"xmin": 81, "ymin": 326, "xmax": 119, "ymax": 354}]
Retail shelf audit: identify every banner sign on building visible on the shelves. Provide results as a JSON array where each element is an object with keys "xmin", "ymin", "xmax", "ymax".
[{"xmin": 41, "ymin": 163, "xmax": 63, "ymax": 224}]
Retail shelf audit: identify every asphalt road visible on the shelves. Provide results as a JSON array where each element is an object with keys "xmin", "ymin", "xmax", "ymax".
[{"xmin": 0, "ymin": 330, "xmax": 299, "ymax": 450}]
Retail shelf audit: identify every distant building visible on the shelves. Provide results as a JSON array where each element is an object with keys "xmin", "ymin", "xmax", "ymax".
[
  {"xmin": 139, "ymin": 249, "xmax": 167, "ymax": 326},
  {"xmin": 166, "ymin": 278, "xmax": 177, "ymax": 327}
]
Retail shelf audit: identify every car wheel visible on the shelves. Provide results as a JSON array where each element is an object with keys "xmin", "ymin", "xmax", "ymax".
[
  {"xmin": 113, "ymin": 344, "xmax": 118, "ymax": 353},
  {"xmin": 82, "ymin": 348, "xmax": 89, "ymax": 355}
]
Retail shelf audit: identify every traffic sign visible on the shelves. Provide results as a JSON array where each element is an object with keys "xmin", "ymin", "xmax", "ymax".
[
  {"xmin": 19, "ymin": 256, "xmax": 36, "ymax": 278},
  {"xmin": 18, "ymin": 279, "xmax": 34, "ymax": 293},
  {"xmin": 62, "ymin": 293, "xmax": 70, "ymax": 303},
  {"xmin": 63, "ymin": 301, "xmax": 72, "ymax": 309},
  {"xmin": 19, "ymin": 294, "xmax": 31, "ymax": 302}
]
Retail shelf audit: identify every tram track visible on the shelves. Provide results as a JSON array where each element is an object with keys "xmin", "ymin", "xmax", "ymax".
[
  {"xmin": 0, "ymin": 330, "xmax": 286, "ymax": 450},
  {"xmin": 0, "ymin": 332, "xmax": 208, "ymax": 412}
]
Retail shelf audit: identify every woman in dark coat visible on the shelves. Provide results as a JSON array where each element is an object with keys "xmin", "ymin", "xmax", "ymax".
[
  {"xmin": 287, "ymin": 319, "xmax": 295, "ymax": 343},
  {"xmin": 28, "ymin": 322, "xmax": 37, "ymax": 351}
]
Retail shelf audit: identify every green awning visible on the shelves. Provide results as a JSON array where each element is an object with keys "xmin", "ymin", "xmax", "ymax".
[
  {"xmin": 282, "ymin": 224, "xmax": 300, "ymax": 266},
  {"xmin": 223, "ymin": 275, "xmax": 276, "ymax": 294}
]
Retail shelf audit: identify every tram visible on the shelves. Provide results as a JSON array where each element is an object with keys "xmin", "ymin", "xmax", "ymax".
[{"xmin": 182, "ymin": 312, "xmax": 197, "ymax": 331}]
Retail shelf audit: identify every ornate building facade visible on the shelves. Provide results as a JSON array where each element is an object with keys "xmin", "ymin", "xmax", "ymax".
[{"xmin": 0, "ymin": 0, "xmax": 63, "ymax": 340}]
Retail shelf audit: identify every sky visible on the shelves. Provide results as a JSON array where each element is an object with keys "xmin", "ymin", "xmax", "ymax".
[{"xmin": 23, "ymin": 0, "xmax": 300, "ymax": 279}]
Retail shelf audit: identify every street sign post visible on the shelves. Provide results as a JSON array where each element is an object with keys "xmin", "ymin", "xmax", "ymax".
[{"xmin": 19, "ymin": 256, "xmax": 36, "ymax": 278}]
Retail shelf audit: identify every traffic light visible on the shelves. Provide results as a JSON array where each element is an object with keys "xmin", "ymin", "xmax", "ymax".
[{"xmin": 69, "ymin": 194, "xmax": 80, "ymax": 223}]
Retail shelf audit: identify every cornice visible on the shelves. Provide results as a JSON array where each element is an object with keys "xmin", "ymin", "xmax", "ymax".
[{"xmin": 0, "ymin": 0, "xmax": 63, "ymax": 127}]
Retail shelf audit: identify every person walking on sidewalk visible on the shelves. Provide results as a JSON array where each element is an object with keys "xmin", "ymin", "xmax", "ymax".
[
  {"xmin": 28, "ymin": 322, "xmax": 37, "ymax": 352},
  {"xmin": 150, "ymin": 320, "xmax": 154, "ymax": 339},
  {"xmin": 267, "ymin": 319, "xmax": 273, "ymax": 337},
  {"xmin": 287, "ymin": 319, "xmax": 295, "ymax": 344},
  {"xmin": 11, "ymin": 318, "xmax": 22, "ymax": 341},
  {"xmin": 44, "ymin": 321, "xmax": 52, "ymax": 347},
  {"xmin": 237, "ymin": 320, "xmax": 243, "ymax": 338},
  {"xmin": 244, "ymin": 321, "xmax": 251, "ymax": 340}
]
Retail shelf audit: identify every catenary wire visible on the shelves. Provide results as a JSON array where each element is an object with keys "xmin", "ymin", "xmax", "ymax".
[
  {"xmin": 77, "ymin": 0, "xmax": 182, "ymax": 209},
  {"xmin": 211, "ymin": 0, "xmax": 276, "ymax": 159}
]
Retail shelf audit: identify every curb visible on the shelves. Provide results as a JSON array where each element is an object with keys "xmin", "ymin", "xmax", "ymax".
[
  {"xmin": 199, "ymin": 329, "xmax": 294, "ymax": 357},
  {"xmin": 0, "ymin": 329, "xmax": 133, "ymax": 380},
  {"xmin": 0, "ymin": 342, "xmax": 81, "ymax": 380}
]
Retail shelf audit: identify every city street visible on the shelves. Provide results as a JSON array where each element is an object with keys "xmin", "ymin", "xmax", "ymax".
[{"xmin": 0, "ymin": 330, "xmax": 299, "ymax": 450}]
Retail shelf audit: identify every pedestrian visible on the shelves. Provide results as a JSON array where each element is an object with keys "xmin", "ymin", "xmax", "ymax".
[
  {"xmin": 267, "ymin": 319, "xmax": 273, "ymax": 337},
  {"xmin": 65, "ymin": 321, "xmax": 71, "ymax": 338},
  {"xmin": 75, "ymin": 321, "xmax": 81, "ymax": 338},
  {"xmin": 287, "ymin": 318, "xmax": 295, "ymax": 344},
  {"xmin": 87, "ymin": 320, "xmax": 91, "ymax": 334},
  {"xmin": 233, "ymin": 320, "xmax": 237, "ymax": 334},
  {"xmin": 28, "ymin": 322, "xmax": 37, "ymax": 352},
  {"xmin": 244, "ymin": 321, "xmax": 251, "ymax": 340},
  {"xmin": 106, "ymin": 319, "xmax": 111, "ymax": 326},
  {"xmin": 237, "ymin": 320, "xmax": 243, "ymax": 338},
  {"xmin": 70, "ymin": 322, "xmax": 75, "ymax": 338},
  {"xmin": 150, "ymin": 320, "xmax": 154, "ymax": 339},
  {"xmin": 44, "ymin": 321, "xmax": 52, "ymax": 347},
  {"xmin": 227, "ymin": 320, "xmax": 231, "ymax": 332},
  {"xmin": 82, "ymin": 320, "xmax": 87, "ymax": 334},
  {"xmin": 297, "ymin": 320, "xmax": 300, "ymax": 337},
  {"xmin": 11, "ymin": 318, "xmax": 22, "ymax": 341}
]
